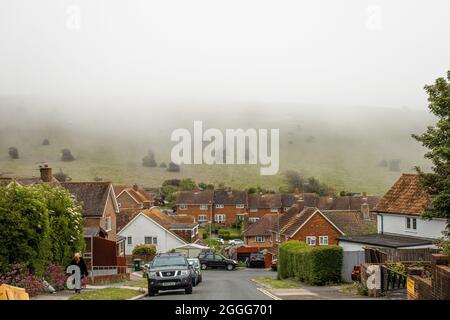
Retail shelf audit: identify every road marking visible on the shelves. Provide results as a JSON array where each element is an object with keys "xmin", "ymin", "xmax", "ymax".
[{"xmin": 257, "ymin": 288, "xmax": 282, "ymax": 300}]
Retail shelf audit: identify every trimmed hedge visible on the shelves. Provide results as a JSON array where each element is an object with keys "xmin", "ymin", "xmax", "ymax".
[{"xmin": 278, "ymin": 240, "xmax": 343, "ymax": 285}]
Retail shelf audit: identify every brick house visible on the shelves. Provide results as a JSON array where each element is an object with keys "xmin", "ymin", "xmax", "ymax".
[
  {"xmin": 61, "ymin": 181, "xmax": 120, "ymax": 242},
  {"xmin": 242, "ymin": 214, "xmax": 278, "ymax": 248},
  {"xmin": 175, "ymin": 190, "xmax": 214, "ymax": 224},
  {"xmin": 113, "ymin": 184, "xmax": 154, "ymax": 232},
  {"xmin": 247, "ymin": 193, "xmax": 282, "ymax": 222},
  {"xmin": 212, "ymin": 189, "xmax": 247, "ymax": 225}
]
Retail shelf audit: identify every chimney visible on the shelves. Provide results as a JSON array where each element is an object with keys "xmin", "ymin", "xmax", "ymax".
[
  {"xmin": 361, "ymin": 202, "xmax": 370, "ymax": 220},
  {"xmin": 295, "ymin": 199, "xmax": 305, "ymax": 212},
  {"xmin": 39, "ymin": 165, "xmax": 52, "ymax": 183},
  {"xmin": 133, "ymin": 183, "xmax": 139, "ymax": 191},
  {"xmin": 143, "ymin": 200, "xmax": 151, "ymax": 209},
  {"xmin": 362, "ymin": 191, "xmax": 367, "ymax": 197}
]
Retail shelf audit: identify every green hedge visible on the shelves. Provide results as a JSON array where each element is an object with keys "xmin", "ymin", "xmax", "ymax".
[
  {"xmin": 218, "ymin": 228, "xmax": 241, "ymax": 240},
  {"xmin": 277, "ymin": 240, "xmax": 343, "ymax": 285}
]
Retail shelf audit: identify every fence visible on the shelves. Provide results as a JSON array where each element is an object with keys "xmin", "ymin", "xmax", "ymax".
[{"xmin": 365, "ymin": 247, "xmax": 439, "ymax": 263}]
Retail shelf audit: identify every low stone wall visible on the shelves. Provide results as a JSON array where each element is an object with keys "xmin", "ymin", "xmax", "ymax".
[{"xmin": 86, "ymin": 273, "xmax": 130, "ymax": 285}]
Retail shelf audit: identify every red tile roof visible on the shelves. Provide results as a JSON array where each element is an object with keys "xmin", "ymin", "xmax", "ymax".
[
  {"xmin": 373, "ymin": 174, "xmax": 431, "ymax": 216},
  {"xmin": 243, "ymin": 214, "xmax": 278, "ymax": 237}
]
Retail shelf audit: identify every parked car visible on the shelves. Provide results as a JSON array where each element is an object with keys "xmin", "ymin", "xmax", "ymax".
[
  {"xmin": 228, "ymin": 239, "xmax": 244, "ymax": 246},
  {"xmin": 246, "ymin": 252, "xmax": 265, "ymax": 268},
  {"xmin": 198, "ymin": 252, "xmax": 238, "ymax": 271},
  {"xmin": 215, "ymin": 238, "xmax": 225, "ymax": 245},
  {"xmin": 146, "ymin": 253, "xmax": 194, "ymax": 296},
  {"xmin": 187, "ymin": 258, "xmax": 202, "ymax": 284}
]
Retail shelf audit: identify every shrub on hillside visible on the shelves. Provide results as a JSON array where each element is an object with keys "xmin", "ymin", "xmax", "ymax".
[
  {"xmin": 278, "ymin": 240, "xmax": 343, "ymax": 285},
  {"xmin": 61, "ymin": 149, "xmax": 75, "ymax": 161},
  {"xmin": 8, "ymin": 147, "xmax": 19, "ymax": 159},
  {"xmin": 167, "ymin": 162, "xmax": 180, "ymax": 172},
  {"xmin": 42, "ymin": 138, "xmax": 50, "ymax": 146}
]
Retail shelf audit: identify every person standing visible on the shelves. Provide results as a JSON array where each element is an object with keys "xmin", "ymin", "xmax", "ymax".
[{"xmin": 70, "ymin": 253, "xmax": 89, "ymax": 293}]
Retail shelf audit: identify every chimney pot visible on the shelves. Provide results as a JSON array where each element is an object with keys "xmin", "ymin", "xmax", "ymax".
[
  {"xmin": 133, "ymin": 184, "xmax": 138, "ymax": 191},
  {"xmin": 39, "ymin": 165, "xmax": 52, "ymax": 183}
]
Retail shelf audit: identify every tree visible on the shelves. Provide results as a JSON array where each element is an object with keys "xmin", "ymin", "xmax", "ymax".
[
  {"xmin": 8, "ymin": 147, "xmax": 19, "ymax": 159},
  {"xmin": 142, "ymin": 150, "xmax": 157, "ymax": 167},
  {"xmin": 37, "ymin": 184, "xmax": 85, "ymax": 267},
  {"xmin": 42, "ymin": 138, "xmax": 50, "ymax": 146},
  {"xmin": 167, "ymin": 161, "xmax": 180, "ymax": 172},
  {"xmin": 61, "ymin": 149, "xmax": 75, "ymax": 161},
  {"xmin": 412, "ymin": 71, "xmax": 450, "ymax": 230},
  {"xmin": 0, "ymin": 184, "xmax": 50, "ymax": 274},
  {"xmin": 180, "ymin": 178, "xmax": 196, "ymax": 191},
  {"xmin": 285, "ymin": 170, "xmax": 305, "ymax": 192}
]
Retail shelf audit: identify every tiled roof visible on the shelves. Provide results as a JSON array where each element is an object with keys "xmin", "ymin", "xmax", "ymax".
[
  {"xmin": 113, "ymin": 184, "xmax": 153, "ymax": 203},
  {"xmin": 281, "ymin": 193, "xmax": 297, "ymax": 207},
  {"xmin": 243, "ymin": 214, "xmax": 278, "ymax": 237},
  {"xmin": 176, "ymin": 190, "xmax": 214, "ymax": 205},
  {"xmin": 373, "ymin": 174, "xmax": 431, "ymax": 215},
  {"xmin": 280, "ymin": 207, "xmax": 319, "ymax": 237},
  {"xmin": 213, "ymin": 189, "xmax": 247, "ymax": 205},
  {"xmin": 61, "ymin": 182, "xmax": 112, "ymax": 217},
  {"xmin": 143, "ymin": 208, "xmax": 198, "ymax": 230},
  {"xmin": 248, "ymin": 193, "xmax": 282, "ymax": 208},
  {"xmin": 322, "ymin": 211, "xmax": 377, "ymax": 236}
]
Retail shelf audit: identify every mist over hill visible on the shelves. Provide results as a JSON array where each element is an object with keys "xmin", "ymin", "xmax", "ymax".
[{"xmin": 0, "ymin": 96, "xmax": 434, "ymax": 195}]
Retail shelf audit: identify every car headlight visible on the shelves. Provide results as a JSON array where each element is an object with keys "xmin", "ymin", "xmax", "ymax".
[
  {"xmin": 179, "ymin": 270, "xmax": 189, "ymax": 276},
  {"xmin": 148, "ymin": 271, "xmax": 158, "ymax": 277}
]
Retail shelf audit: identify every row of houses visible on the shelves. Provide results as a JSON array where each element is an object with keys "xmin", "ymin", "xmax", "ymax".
[{"xmin": 175, "ymin": 189, "xmax": 379, "ymax": 225}]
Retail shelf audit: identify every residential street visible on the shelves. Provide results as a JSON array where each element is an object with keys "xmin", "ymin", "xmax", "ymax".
[{"xmin": 140, "ymin": 268, "xmax": 274, "ymax": 300}]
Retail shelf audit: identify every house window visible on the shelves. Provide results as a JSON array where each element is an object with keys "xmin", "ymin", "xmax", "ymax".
[
  {"xmin": 306, "ymin": 236, "xmax": 316, "ymax": 246},
  {"xmin": 105, "ymin": 217, "xmax": 112, "ymax": 231},
  {"xmin": 144, "ymin": 236, "xmax": 153, "ymax": 244},
  {"xmin": 127, "ymin": 236, "xmax": 132, "ymax": 245},
  {"xmin": 236, "ymin": 204, "xmax": 245, "ymax": 209},
  {"xmin": 270, "ymin": 208, "xmax": 278, "ymax": 213},
  {"xmin": 153, "ymin": 237, "xmax": 157, "ymax": 244},
  {"xmin": 179, "ymin": 204, "xmax": 188, "ymax": 210},
  {"xmin": 198, "ymin": 214, "xmax": 208, "ymax": 222},
  {"xmin": 319, "ymin": 236, "xmax": 329, "ymax": 246},
  {"xmin": 215, "ymin": 204, "xmax": 224, "ymax": 209},
  {"xmin": 255, "ymin": 236, "xmax": 264, "ymax": 243},
  {"xmin": 199, "ymin": 204, "xmax": 208, "ymax": 210},
  {"xmin": 283, "ymin": 207, "xmax": 288, "ymax": 212},
  {"xmin": 118, "ymin": 203, "xmax": 121, "ymax": 208},
  {"xmin": 249, "ymin": 208, "xmax": 258, "ymax": 212},
  {"xmin": 406, "ymin": 217, "xmax": 417, "ymax": 231},
  {"xmin": 215, "ymin": 214, "xmax": 225, "ymax": 223},
  {"xmin": 249, "ymin": 217, "xmax": 260, "ymax": 223}
]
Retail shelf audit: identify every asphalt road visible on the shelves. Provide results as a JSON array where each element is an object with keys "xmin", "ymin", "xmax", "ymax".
[{"xmin": 140, "ymin": 268, "xmax": 274, "ymax": 300}]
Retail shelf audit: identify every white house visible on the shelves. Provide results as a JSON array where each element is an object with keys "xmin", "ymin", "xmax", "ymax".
[
  {"xmin": 118, "ymin": 212, "xmax": 188, "ymax": 256},
  {"xmin": 338, "ymin": 174, "xmax": 447, "ymax": 253}
]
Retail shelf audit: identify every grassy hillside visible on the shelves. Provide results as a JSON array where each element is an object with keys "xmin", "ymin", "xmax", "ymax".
[{"xmin": 0, "ymin": 100, "xmax": 433, "ymax": 196}]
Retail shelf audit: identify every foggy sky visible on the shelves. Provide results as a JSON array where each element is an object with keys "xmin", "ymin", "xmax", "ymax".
[{"xmin": 0, "ymin": 0, "xmax": 449, "ymax": 110}]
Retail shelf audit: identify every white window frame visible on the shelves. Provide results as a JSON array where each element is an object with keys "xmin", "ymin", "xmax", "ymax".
[
  {"xmin": 270, "ymin": 208, "xmax": 278, "ymax": 213},
  {"xmin": 215, "ymin": 214, "xmax": 225, "ymax": 223},
  {"xmin": 179, "ymin": 204, "xmax": 188, "ymax": 210},
  {"xmin": 199, "ymin": 204, "xmax": 208, "ymax": 210},
  {"xmin": 198, "ymin": 214, "xmax": 207, "ymax": 222},
  {"xmin": 249, "ymin": 208, "xmax": 258, "ymax": 212},
  {"xmin": 255, "ymin": 236, "xmax": 264, "ymax": 243},
  {"xmin": 105, "ymin": 216, "xmax": 112, "ymax": 231},
  {"xmin": 406, "ymin": 217, "xmax": 418, "ymax": 232},
  {"xmin": 306, "ymin": 236, "xmax": 316, "ymax": 246},
  {"xmin": 236, "ymin": 204, "xmax": 245, "ymax": 209},
  {"xmin": 215, "ymin": 204, "xmax": 224, "ymax": 209},
  {"xmin": 319, "ymin": 236, "xmax": 329, "ymax": 246},
  {"xmin": 249, "ymin": 217, "xmax": 260, "ymax": 223}
]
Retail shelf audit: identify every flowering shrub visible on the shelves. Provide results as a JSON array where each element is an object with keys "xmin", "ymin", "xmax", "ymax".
[
  {"xmin": 44, "ymin": 264, "xmax": 68, "ymax": 291},
  {"xmin": 0, "ymin": 264, "xmax": 44, "ymax": 296}
]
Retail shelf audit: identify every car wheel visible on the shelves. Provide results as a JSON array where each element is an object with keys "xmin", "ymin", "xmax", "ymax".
[
  {"xmin": 201, "ymin": 263, "xmax": 208, "ymax": 270},
  {"xmin": 226, "ymin": 264, "xmax": 234, "ymax": 271},
  {"xmin": 185, "ymin": 285, "xmax": 193, "ymax": 294},
  {"xmin": 148, "ymin": 288, "xmax": 157, "ymax": 297}
]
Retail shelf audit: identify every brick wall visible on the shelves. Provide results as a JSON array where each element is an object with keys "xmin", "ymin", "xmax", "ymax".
[
  {"xmin": 289, "ymin": 213, "xmax": 342, "ymax": 245},
  {"xmin": 213, "ymin": 204, "xmax": 246, "ymax": 225},
  {"xmin": 117, "ymin": 192, "xmax": 142, "ymax": 210},
  {"xmin": 248, "ymin": 208, "xmax": 279, "ymax": 220},
  {"xmin": 86, "ymin": 273, "xmax": 130, "ymax": 285},
  {"xmin": 245, "ymin": 235, "xmax": 273, "ymax": 248},
  {"xmin": 432, "ymin": 254, "xmax": 450, "ymax": 300},
  {"xmin": 408, "ymin": 275, "xmax": 433, "ymax": 300}
]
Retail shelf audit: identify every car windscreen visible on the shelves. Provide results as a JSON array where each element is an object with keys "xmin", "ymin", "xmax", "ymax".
[{"xmin": 152, "ymin": 256, "xmax": 187, "ymax": 268}]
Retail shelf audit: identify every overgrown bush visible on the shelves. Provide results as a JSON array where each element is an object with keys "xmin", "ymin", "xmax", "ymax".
[
  {"xmin": 278, "ymin": 240, "xmax": 343, "ymax": 285},
  {"xmin": 0, "ymin": 264, "xmax": 44, "ymax": 296},
  {"xmin": 44, "ymin": 264, "xmax": 68, "ymax": 291}
]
